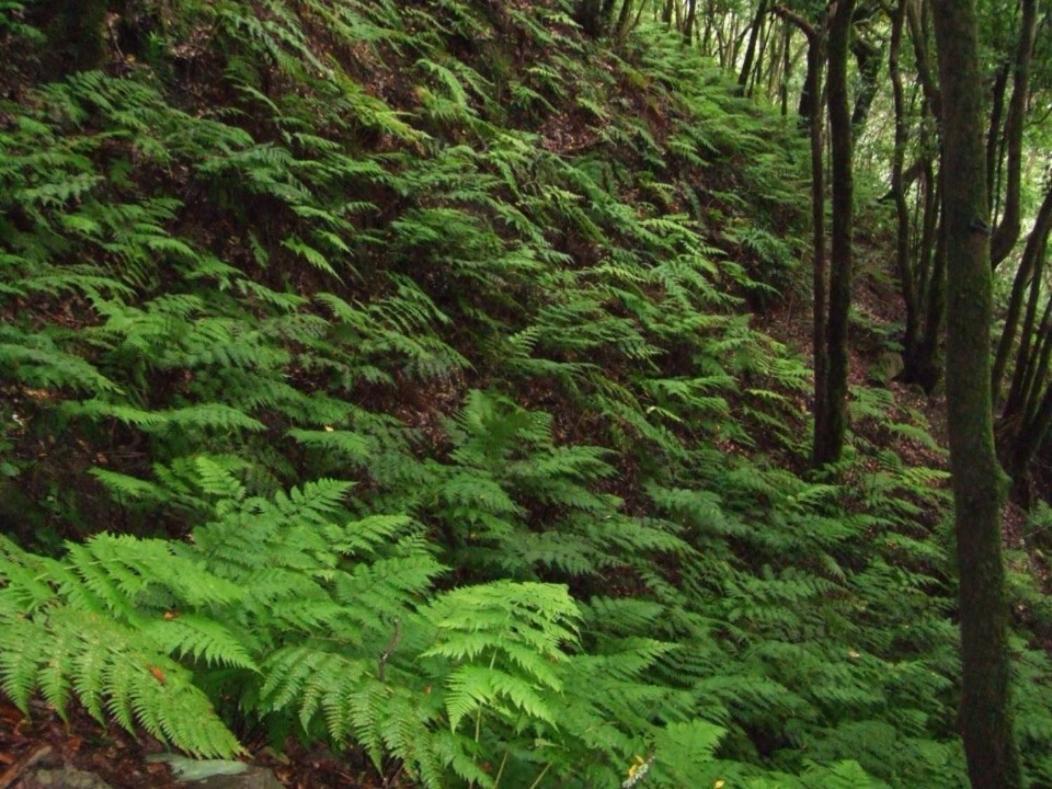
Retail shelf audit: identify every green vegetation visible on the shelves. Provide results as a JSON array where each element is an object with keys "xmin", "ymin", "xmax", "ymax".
[{"xmin": 0, "ymin": 1, "xmax": 1050, "ymax": 787}]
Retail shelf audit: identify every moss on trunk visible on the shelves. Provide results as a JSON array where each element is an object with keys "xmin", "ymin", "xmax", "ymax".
[{"xmin": 931, "ymin": 0, "xmax": 1023, "ymax": 785}]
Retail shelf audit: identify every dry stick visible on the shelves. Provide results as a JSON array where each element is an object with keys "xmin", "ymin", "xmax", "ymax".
[
  {"xmin": 0, "ymin": 745, "xmax": 52, "ymax": 789},
  {"xmin": 526, "ymin": 762, "xmax": 552, "ymax": 789}
]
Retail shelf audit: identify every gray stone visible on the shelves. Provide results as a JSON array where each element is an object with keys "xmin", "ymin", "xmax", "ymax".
[
  {"xmin": 867, "ymin": 350, "xmax": 904, "ymax": 385},
  {"xmin": 184, "ymin": 766, "xmax": 283, "ymax": 789},
  {"xmin": 18, "ymin": 767, "xmax": 113, "ymax": 789}
]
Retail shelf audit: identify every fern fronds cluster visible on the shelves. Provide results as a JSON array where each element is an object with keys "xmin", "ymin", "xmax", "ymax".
[{"xmin": 2, "ymin": 0, "xmax": 1052, "ymax": 786}]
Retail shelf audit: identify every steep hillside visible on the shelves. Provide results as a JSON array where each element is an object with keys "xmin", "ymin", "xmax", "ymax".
[{"xmin": 2, "ymin": 1, "xmax": 1052, "ymax": 787}]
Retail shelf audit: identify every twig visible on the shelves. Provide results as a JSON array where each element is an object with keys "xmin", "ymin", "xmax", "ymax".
[{"xmin": 0, "ymin": 745, "xmax": 52, "ymax": 789}]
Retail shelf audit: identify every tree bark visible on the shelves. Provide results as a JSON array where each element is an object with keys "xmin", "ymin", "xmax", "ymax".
[
  {"xmin": 930, "ymin": 1, "xmax": 1023, "ymax": 786},
  {"xmin": 814, "ymin": 0, "xmax": 855, "ymax": 467}
]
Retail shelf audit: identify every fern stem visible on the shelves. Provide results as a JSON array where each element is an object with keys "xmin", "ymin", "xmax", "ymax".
[
  {"xmin": 526, "ymin": 762, "xmax": 552, "ymax": 789},
  {"xmin": 492, "ymin": 749, "xmax": 509, "ymax": 788},
  {"xmin": 475, "ymin": 647, "xmax": 498, "ymax": 743}
]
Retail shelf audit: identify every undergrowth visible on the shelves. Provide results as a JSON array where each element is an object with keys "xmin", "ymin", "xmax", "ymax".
[{"xmin": 1, "ymin": 0, "xmax": 1051, "ymax": 786}]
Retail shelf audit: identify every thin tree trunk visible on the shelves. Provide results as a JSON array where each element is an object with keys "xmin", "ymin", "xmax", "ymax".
[
  {"xmin": 615, "ymin": 0, "xmax": 636, "ymax": 38},
  {"xmin": 1013, "ymin": 385, "xmax": 1052, "ymax": 489},
  {"xmin": 814, "ymin": 0, "xmax": 855, "ymax": 467},
  {"xmin": 850, "ymin": 35, "xmax": 883, "ymax": 134},
  {"xmin": 684, "ymin": 0, "xmax": 698, "ymax": 44},
  {"xmin": 809, "ymin": 39, "xmax": 828, "ymax": 468},
  {"xmin": 985, "ymin": 62, "xmax": 1011, "ymax": 202},
  {"xmin": 907, "ymin": 0, "xmax": 941, "ymax": 119},
  {"xmin": 780, "ymin": 22, "xmax": 792, "ymax": 116},
  {"xmin": 992, "ymin": 184, "xmax": 1052, "ymax": 400},
  {"xmin": 1005, "ymin": 255, "xmax": 1048, "ymax": 424},
  {"xmin": 1004, "ymin": 248, "xmax": 1051, "ymax": 425},
  {"xmin": 577, "ymin": 0, "xmax": 605, "ymax": 35},
  {"xmin": 737, "ymin": 0, "xmax": 769, "ymax": 92},
  {"xmin": 772, "ymin": 6, "xmax": 829, "ymax": 461},
  {"xmin": 889, "ymin": 0, "xmax": 919, "ymax": 371},
  {"xmin": 916, "ymin": 159, "xmax": 939, "ymax": 315},
  {"xmin": 751, "ymin": 12, "xmax": 773, "ymax": 98},
  {"xmin": 1017, "ymin": 297, "xmax": 1052, "ymax": 431},
  {"xmin": 991, "ymin": 0, "xmax": 1038, "ymax": 268},
  {"xmin": 930, "ymin": 1, "xmax": 1023, "ymax": 786}
]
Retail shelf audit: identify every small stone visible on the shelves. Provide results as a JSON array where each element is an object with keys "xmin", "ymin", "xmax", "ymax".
[
  {"xmin": 183, "ymin": 766, "xmax": 284, "ymax": 789},
  {"xmin": 19, "ymin": 767, "xmax": 113, "ymax": 789},
  {"xmin": 867, "ymin": 350, "xmax": 904, "ymax": 385}
]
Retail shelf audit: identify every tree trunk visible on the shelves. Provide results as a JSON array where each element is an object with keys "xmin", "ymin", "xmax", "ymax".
[
  {"xmin": 814, "ymin": 0, "xmax": 855, "ymax": 467},
  {"xmin": 808, "ymin": 38, "xmax": 828, "ymax": 469},
  {"xmin": 576, "ymin": 0, "xmax": 604, "ymax": 36},
  {"xmin": 992, "ymin": 184, "xmax": 1052, "ymax": 401},
  {"xmin": 780, "ymin": 22, "xmax": 792, "ymax": 115},
  {"xmin": 737, "ymin": 0, "xmax": 769, "ymax": 92},
  {"xmin": 684, "ymin": 0, "xmax": 698, "ymax": 44},
  {"xmin": 985, "ymin": 62, "xmax": 1011, "ymax": 202},
  {"xmin": 907, "ymin": 0, "xmax": 941, "ymax": 119},
  {"xmin": 1016, "ymin": 297, "xmax": 1052, "ymax": 432},
  {"xmin": 614, "ymin": 0, "xmax": 636, "ymax": 38},
  {"xmin": 772, "ymin": 6, "xmax": 830, "ymax": 462},
  {"xmin": 1003, "ymin": 244, "xmax": 1051, "ymax": 428},
  {"xmin": 930, "ymin": 1, "xmax": 1023, "ymax": 786},
  {"xmin": 39, "ymin": 0, "xmax": 108, "ymax": 74},
  {"xmin": 850, "ymin": 35, "xmax": 883, "ymax": 134},
  {"xmin": 889, "ymin": 0, "xmax": 919, "ymax": 371},
  {"xmin": 991, "ymin": 0, "xmax": 1038, "ymax": 268}
]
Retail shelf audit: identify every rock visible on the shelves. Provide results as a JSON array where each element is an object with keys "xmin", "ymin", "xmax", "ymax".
[
  {"xmin": 867, "ymin": 350, "xmax": 904, "ymax": 385},
  {"xmin": 18, "ymin": 767, "xmax": 113, "ymax": 789},
  {"xmin": 183, "ymin": 766, "xmax": 283, "ymax": 789}
]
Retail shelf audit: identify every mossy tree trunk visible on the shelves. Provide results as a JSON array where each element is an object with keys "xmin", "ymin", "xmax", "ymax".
[
  {"xmin": 931, "ymin": 1, "xmax": 1023, "ymax": 786},
  {"xmin": 813, "ymin": 0, "xmax": 855, "ymax": 467}
]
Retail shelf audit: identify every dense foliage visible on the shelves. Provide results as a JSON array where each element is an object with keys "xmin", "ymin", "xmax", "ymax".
[{"xmin": 1, "ymin": 1, "xmax": 1051, "ymax": 786}]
